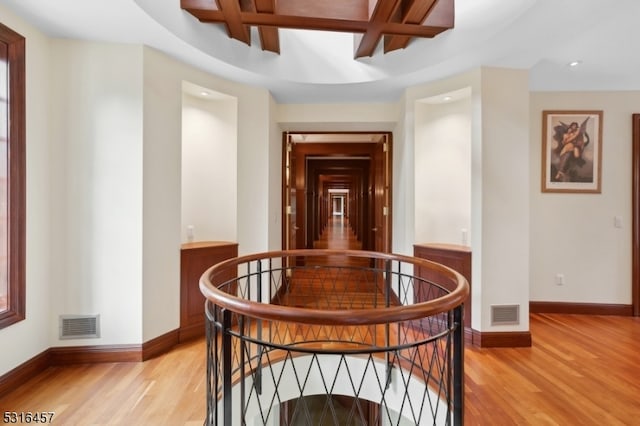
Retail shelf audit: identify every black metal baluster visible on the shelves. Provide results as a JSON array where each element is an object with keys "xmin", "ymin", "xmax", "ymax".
[
  {"xmin": 452, "ymin": 304, "xmax": 464, "ymax": 426},
  {"xmin": 222, "ymin": 308, "xmax": 232, "ymax": 425},
  {"xmin": 384, "ymin": 259, "xmax": 392, "ymax": 389},
  {"xmin": 256, "ymin": 260, "xmax": 263, "ymax": 395}
]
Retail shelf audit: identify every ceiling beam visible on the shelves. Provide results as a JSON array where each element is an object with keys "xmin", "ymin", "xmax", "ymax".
[
  {"xmin": 384, "ymin": 0, "xmax": 437, "ymax": 52},
  {"xmin": 385, "ymin": 0, "xmax": 454, "ymax": 52},
  {"xmin": 215, "ymin": 0, "xmax": 251, "ymax": 45},
  {"xmin": 181, "ymin": 0, "xmax": 220, "ymax": 12},
  {"xmin": 187, "ymin": 10, "xmax": 448, "ymax": 37},
  {"xmin": 252, "ymin": 0, "xmax": 280, "ymax": 53},
  {"xmin": 354, "ymin": 0, "xmax": 402, "ymax": 58},
  {"xmin": 276, "ymin": 0, "xmax": 368, "ymax": 21},
  {"xmin": 181, "ymin": 0, "xmax": 454, "ymax": 56}
]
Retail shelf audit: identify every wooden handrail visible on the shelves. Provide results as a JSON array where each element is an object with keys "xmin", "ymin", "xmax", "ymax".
[{"xmin": 200, "ymin": 249, "xmax": 469, "ymax": 326}]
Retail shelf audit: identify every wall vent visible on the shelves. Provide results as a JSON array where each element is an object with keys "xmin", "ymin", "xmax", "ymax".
[
  {"xmin": 491, "ymin": 305, "xmax": 520, "ymax": 325},
  {"xmin": 59, "ymin": 315, "xmax": 100, "ymax": 339}
]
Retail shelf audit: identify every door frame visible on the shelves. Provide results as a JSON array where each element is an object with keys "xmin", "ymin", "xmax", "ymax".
[
  {"xmin": 632, "ymin": 114, "xmax": 640, "ymax": 316},
  {"xmin": 282, "ymin": 132, "xmax": 392, "ymax": 253}
]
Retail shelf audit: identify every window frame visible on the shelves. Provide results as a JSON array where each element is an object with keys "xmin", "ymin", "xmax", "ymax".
[{"xmin": 0, "ymin": 22, "xmax": 26, "ymax": 329}]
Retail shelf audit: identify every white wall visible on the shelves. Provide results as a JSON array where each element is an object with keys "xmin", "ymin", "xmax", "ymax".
[
  {"xmin": 236, "ymin": 90, "xmax": 272, "ymax": 256},
  {"xmin": 181, "ymin": 93, "xmax": 237, "ymax": 243},
  {"xmin": 140, "ymin": 47, "xmax": 272, "ymax": 339},
  {"xmin": 141, "ymin": 48, "xmax": 182, "ymax": 341},
  {"xmin": 276, "ymin": 103, "xmax": 400, "ymax": 129},
  {"xmin": 268, "ymin": 95, "xmax": 282, "ymax": 251},
  {"xmin": 406, "ymin": 68, "xmax": 531, "ymax": 332},
  {"xmin": 477, "ymin": 68, "xmax": 530, "ymax": 332},
  {"xmin": 50, "ymin": 41, "xmax": 145, "ymax": 346},
  {"xmin": 414, "ymin": 97, "xmax": 472, "ymax": 245},
  {"xmin": 392, "ymin": 95, "xmax": 412, "ymax": 255},
  {"xmin": 530, "ymin": 91, "xmax": 638, "ymax": 304},
  {"xmin": 0, "ymin": 5, "xmax": 52, "ymax": 375}
]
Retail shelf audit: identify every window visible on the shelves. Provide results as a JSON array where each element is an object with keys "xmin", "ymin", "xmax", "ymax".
[{"xmin": 0, "ymin": 22, "xmax": 25, "ymax": 329}]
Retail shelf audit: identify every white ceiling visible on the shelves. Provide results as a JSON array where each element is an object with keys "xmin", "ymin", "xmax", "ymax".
[{"xmin": 2, "ymin": 0, "xmax": 640, "ymax": 103}]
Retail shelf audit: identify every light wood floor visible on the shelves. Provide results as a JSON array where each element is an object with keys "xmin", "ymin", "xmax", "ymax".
[
  {"xmin": 1, "ymin": 314, "xmax": 638, "ymax": 425},
  {"xmin": 2, "ymin": 217, "xmax": 639, "ymax": 425}
]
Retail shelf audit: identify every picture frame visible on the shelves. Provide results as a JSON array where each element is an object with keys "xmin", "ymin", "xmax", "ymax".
[{"xmin": 541, "ymin": 110, "xmax": 603, "ymax": 193}]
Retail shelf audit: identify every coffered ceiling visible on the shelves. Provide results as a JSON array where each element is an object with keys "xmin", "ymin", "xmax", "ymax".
[
  {"xmin": 2, "ymin": 0, "xmax": 640, "ymax": 103},
  {"xmin": 181, "ymin": 0, "xmax": 454, "ymax": 58}
]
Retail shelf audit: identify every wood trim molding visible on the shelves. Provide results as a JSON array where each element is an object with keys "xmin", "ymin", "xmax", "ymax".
[
  {"xmin": 0, "ymin": 329, "xmax": 183, "ymax": 398},
  {"xmin": 0, "ymin": 21, "xmax": 26, "ymax": 330},
  {"xmin": 471, "ymin": 330, "xmax": 532, "ymax": 348},
  {"xmin": 178, "ymin": 324, "xmax": 204, "ymax": 344},
  {"xmin": 49, "ymin": 344, "xmax": 142, "ymax": 365},
  {"xmin": 143, "ymin": 329, "xmax": 180, "ymax": 361},
  {"xmin": 530, "ymin": 301, "xmax": 633, "ymax": 316},
  {"xmin": 633, "ymin": 113, "xmax": 640, "ymax": 316},
  {"xmin": 0, "ymin": 350, "xmax": 50, "ymax": 398}
]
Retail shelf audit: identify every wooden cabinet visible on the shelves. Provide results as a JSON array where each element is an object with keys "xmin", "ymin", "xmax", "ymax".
[
  {"xmin": 413, "ymin": 243, "xmax": 472, "ymax": 338},
  {"xmin": 180, "ymin": 241, "xmax": 238, "ymax": 342}
]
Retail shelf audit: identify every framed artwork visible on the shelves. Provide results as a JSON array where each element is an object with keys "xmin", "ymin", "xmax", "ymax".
[{"xmin": 541, "ymin": 110, "xmax": 603, "ymax": 193}]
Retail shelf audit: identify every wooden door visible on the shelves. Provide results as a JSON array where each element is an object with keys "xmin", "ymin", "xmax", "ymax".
[
  {"xmin": 283, "ymin": 134, "xmax": 298, "ymax": 251},
  {"xmin": 371, "ymin": 135, "xmax": 392, "ymax": 253}
]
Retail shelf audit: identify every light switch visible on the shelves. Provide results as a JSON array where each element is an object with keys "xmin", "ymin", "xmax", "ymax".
[{"xmin": 614, "ymin": 216, "xmax": 623, "ymax": 228}]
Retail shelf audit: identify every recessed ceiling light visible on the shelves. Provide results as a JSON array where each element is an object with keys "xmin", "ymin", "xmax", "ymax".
[
  {"xmin": 568, "ymin": 60, "xmax": 582, "ymax": 67},
  {"xmin": 201, "ymin": 91, "xmax": 209, "ymax": 96},
  {"xmin": 443, "ymin": 96, "xmax": 452, "ymax": 101}
]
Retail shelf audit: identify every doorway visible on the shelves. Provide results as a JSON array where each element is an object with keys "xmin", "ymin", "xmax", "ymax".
[
  {"xmin": 280, "ymin": 395, "xmax": 380, "ymax": 425},
  {"xmin": 282, "ymin": 132, "xmax": 392, "ymax": 253}
]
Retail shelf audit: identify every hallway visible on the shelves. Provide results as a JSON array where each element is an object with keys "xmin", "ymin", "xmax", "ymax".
[
  {"xmin": 312, "ymin": 215, "xmax": 362, "ymax": 251},
  {"xmin": 304, "ymin": 215, "xmax": 371, "ymax": 271},
  {"xmin": 279, "ymin": 214, "xmax": 386, "ymax": 310}
]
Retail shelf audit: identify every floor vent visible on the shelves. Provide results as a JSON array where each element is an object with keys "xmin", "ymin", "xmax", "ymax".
[
  {"xmin": 59, "ymin": 315, "xmax": 100, "ymax": 339},
  {"xmin": 491, "ymin": 305, "xmax": 520, "ymax": 325}
]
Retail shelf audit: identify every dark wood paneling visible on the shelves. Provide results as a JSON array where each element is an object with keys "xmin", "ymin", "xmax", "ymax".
[
  {"xmin": 471, "ymin": 330, "xmax": 532, "ymax": 348},
  {"xmin": 414, "ymin": 243, "xmax": 471, "ymax": 331},
  {"xmin": 530, "ymin": 301, "xmax": 633, "ymax": 316},
  {"xmin": 287, "ymin": 138, "xmax": 392, "ymax": 253},
  {"xmin": 180, "ymin": 241, "xmax": 238, "ymax": 341}
]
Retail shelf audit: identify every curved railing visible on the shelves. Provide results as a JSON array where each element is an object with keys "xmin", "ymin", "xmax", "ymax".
[{"xmin": 200, "ymin": 249, "xmax": 469, "ymax": 426}]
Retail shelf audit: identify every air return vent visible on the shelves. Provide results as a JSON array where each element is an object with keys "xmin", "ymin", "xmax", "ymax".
[
  {"xmin": 59, "ymin": 315, "xmax": 100, "ymax": 339},
  {"xmin": 491, "ymin": 305, "xmax": 520, "ymax": 325}
]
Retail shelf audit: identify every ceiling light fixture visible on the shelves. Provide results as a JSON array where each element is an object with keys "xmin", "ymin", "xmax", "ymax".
[
  {"xmin": 443, "ymin": 96, "xmax": 452, "ymax": 101},
  {"xmin": 201, "ymin": 91, "xmax": 209, "ymax": 96},
  {"xmin": 568, "ymin": 60, "xmax": 582, "ymax": 67}
]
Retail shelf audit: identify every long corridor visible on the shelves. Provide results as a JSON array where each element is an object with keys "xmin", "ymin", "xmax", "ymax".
[{"xmin": 312, "ymin": 215, "xmax": 362, "ymax": 251}]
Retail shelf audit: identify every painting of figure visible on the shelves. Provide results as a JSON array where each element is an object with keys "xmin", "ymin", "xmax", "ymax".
[{"xmin": 542, "ymin": 110, "xmax": 603, "ymax": 193}]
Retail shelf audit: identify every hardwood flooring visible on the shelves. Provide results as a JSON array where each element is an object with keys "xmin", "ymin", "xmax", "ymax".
[
  {"xmin": 1, "ymin": 314, "xmax": 638, "ymax": 425},
  {"xmin": 1, "ymin": 217, "xmax": 639, "ymax": 425}
]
